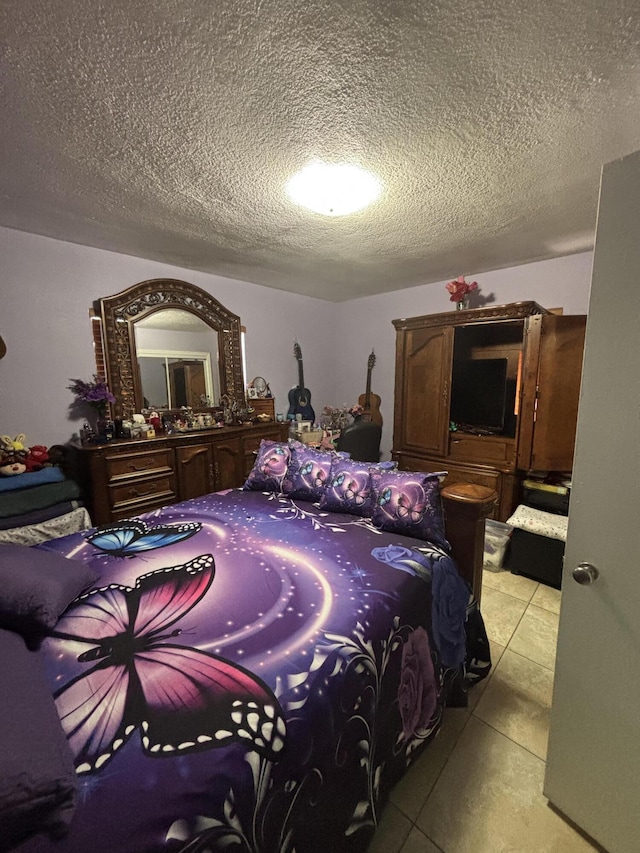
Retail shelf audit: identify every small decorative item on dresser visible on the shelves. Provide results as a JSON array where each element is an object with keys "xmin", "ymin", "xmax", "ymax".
[
  {"xmin": 446, "ymin": 275, "xmax": 479, "ymax": 310},
  {"xmin": 67, "ymin": 375, "xmax": 116, "ymax": 441}
]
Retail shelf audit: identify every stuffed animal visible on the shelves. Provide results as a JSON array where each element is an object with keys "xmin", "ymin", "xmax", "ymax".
[
  {"xmin": 0, "ymin": 434, "xmax": 27, "ymax": 459},
  {"xmin": 0, "ymin": 453, "xmax": 27, "ymax": 476},
  {"xmin": 24, "ymin": 444, "xmax": 49, "ymax": 472}
]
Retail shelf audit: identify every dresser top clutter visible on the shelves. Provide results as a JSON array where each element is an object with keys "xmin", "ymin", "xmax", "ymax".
[
  {"xmin": 391, "ymin": 301, "xmax": 586, "ymax": 522},
  {"xmin": 73, "ymin": 278, "xmax": 288, "ymax": 524}
]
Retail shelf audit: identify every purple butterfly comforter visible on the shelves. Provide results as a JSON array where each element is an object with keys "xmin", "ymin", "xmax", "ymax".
[{"xmin": 17, "ymin": 488, "xmax": 489, "ymax": 853}]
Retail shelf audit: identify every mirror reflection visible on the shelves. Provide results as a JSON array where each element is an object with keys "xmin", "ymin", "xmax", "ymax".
[
  {"xmin": 134, "ymin": 309, "xmax": 220, "ymax": 409},
  {"xmin": 96, "ymin": 278, "xmax": 246, "ymax": 421}
]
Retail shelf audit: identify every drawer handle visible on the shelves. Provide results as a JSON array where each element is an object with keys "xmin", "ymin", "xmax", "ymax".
[
  {"xmin": 128, "ymin": 460, "xmax": 153, "ymax": 471},
  {"xmin": 128, "ymin": 485, "xmax": 156, "ymax": 497}
]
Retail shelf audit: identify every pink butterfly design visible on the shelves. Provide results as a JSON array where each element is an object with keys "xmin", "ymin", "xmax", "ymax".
[
  {"xmin": 51, "ymin": 554, "xmax": 286, "ymax": 774},
  {"xmin": 344, "ymin": 478, "xmax": 368, "ymax": 506},
  {"xmin": 396, "ymin": 491, "xmax": 427, "ymax": 524}
]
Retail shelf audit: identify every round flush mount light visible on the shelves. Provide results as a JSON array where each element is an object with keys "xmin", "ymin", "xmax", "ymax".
[{"xmin": 286, "ymin": 161, "xmax": 382, "ymax": 216}]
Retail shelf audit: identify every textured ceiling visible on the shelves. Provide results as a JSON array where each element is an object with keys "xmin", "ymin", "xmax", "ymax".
[{"xmin": 1, "ymin": 1, "xmax": 640, "ymax": 302}]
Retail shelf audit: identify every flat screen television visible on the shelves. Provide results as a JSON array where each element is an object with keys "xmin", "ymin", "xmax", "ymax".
[{"xmin": 450, "ymin": 358, "xmax": 509, "ymax": 433}]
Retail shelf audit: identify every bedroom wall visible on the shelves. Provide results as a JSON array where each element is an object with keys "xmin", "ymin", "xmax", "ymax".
[
  {"xmin": 1, "ymin": 224, "xmax": 593, "ymax": 457},
  {"xmin": 0, "ymin": 226, "xmax": 335, "ymax": 446}
]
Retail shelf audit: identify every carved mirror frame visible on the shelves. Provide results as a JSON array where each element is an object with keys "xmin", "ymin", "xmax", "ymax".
[{"xmin": 97, "ymin": 278, "xmax": 245, "ymax": 420}]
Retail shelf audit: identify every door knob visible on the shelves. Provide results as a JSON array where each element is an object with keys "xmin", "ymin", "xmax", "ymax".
[{"xmin": 572, "ymin": 562, "xmax": 600, "ymax": 585}]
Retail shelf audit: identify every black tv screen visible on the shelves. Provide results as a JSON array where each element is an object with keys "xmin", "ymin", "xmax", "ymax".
[{"xmin": 450, "ymin": 358, "xmax": 508, "ymax": 432}]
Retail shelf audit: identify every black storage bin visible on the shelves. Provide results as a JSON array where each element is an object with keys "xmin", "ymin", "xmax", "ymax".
[
  {"xmin": 503, "ymin": 527, "xmax": 565, "ymax": 589},
  {"xmin": 522, "ymin": 486, "xmax": 570, "ymax": 516}
]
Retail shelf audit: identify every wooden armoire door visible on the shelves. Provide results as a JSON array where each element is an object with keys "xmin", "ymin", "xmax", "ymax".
[
  {"xmin": 517, "ymin": 314, "xmax": 586, "ymax": 471},
  {"xmin": 394, "ymin": 324, "xmax": 453, "ymax": 456}
]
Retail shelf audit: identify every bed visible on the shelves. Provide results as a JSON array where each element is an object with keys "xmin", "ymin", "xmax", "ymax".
[{"xmin": 2, "ymin": 442, "xmax": 493, "ymax": 853}]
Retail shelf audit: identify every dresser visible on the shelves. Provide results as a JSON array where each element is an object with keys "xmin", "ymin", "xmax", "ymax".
[
  {"xmin": 392, "ymin": 302, "xmax": 586, "ymax": 520},
  {"xmin": 76, "ymin": 422, "xmax": 288, "ymax": 525}
]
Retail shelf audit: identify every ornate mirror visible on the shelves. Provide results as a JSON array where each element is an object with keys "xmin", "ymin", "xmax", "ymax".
[{"xmin": 96, "ymin": 278, "xmax": 245, "ymax": 420}]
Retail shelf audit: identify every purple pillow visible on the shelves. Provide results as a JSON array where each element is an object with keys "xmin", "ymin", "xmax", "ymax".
[
  {"xmin": 319, "ymin": 458, "xmax": 396, "ymax": 517},
  {"xmin": 0, "ymin": 543, "xmax": 99, "ymax": 646},
  {"xmin": 243, "ymin": 440, "xmax": 292, "ymax": 492},
  {"xmin": 282, "ymin": 443, "xmax": 337, "ymax": 502},
  {"xmin": 370, "ymin": 470, "xmax": 450, "ymax": 550},
  {"xmin": 0, "ymin": 628, "xmax": 77, "ymax": 845}
]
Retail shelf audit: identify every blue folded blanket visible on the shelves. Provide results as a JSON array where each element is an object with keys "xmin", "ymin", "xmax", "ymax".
[
  {"xmin": 0, "ymin": 467, "xmax": 64, "ymax": 493},
  {"xmin": 0, "ymin": 480, "xmax": 81, "ymax": 519}
]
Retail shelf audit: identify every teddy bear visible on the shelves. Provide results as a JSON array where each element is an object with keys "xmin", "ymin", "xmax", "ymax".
[{"xmin": 24, "ymin": 444, "xmax": 49, "ymax": 472}]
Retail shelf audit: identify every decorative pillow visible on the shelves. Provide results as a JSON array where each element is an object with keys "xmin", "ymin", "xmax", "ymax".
[
  {"xmin": 282, "ymin": 443, "xmax": 338, "ymax": 502},
  {"xmin": 0, "ymin": 628, "xmax": 77, "ymax": 845},
  {"xmin": 319, "ymin": 458, "xmax": 396, "ymax": 517},
  {"xmin": 0, "ymin": 543, "xmax": 99, "ymax": 647},
  {"xmin": 370, "ymin": 470, "xmax": 450, "ymax": 550},
  {"xmin": 243, "ymin": 440, "xmax": 292, "ymax": 492}
]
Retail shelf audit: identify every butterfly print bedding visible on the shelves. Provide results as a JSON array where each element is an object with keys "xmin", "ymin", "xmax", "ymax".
[
  {"xmin": 51, "ymin": 554, "xmax": 286, "ymax": 774},
  {"xmin": 20, "ymin": 488, "xmax": 488, "ymax": 853},
  {"xmin": 86, "ymin": 519, "xmax": 202, "ymax": 557}
]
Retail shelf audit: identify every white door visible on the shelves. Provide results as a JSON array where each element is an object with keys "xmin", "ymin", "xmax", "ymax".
[{"xmin": 544, "ymin": 149, "xmax": 640, "ymax": 852}]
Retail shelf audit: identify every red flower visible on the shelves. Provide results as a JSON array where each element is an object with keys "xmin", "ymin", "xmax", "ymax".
[{"xmin": 445, "ymin": 275, "xmax": 478, "ymax": 303}]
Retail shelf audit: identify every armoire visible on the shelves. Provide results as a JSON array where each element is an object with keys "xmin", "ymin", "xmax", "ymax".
[{"xmin": 392, "ymin": 302, "xmax": 586, "ymax": 520}]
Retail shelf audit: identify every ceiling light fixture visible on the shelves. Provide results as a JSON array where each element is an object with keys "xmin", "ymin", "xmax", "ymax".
[{"xmin": 286, "ymin": 161, "xmax": 381, "ymax": 216}]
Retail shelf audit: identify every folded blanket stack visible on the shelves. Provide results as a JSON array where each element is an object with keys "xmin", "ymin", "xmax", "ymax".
[{"xmin": 0, "ymin": 468, "xmax": 91, "ymax": 546}]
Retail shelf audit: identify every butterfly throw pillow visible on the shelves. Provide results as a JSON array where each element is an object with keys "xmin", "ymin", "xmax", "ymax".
[
  {"xmin": 282, "ymin": 443, "xmax": 337, "ymax": 502},
  {"xmin": 319, "ymin": 458, "xmax": 396, "ymax": 517},
  {"xmin": 370, "ymin": 470, "xmax": 450, "ymax": 550},
  {"xmin": 243, "ymin": 440, "xmax": 292, "ymax": 492}
]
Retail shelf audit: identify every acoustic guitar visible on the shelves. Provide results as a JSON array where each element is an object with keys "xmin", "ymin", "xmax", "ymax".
[
  {"xmin": 358, "ymin": 350, "xmax": 383, "ymax": 427},
  {"xmin": 288, "ymin": 342, "xmax": 315, "ymax": 422}
]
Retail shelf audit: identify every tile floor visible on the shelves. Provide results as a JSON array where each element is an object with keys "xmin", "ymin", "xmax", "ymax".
[{"xmin": 368, "ymin": 568, "xmax": 600, "ymax": 853}]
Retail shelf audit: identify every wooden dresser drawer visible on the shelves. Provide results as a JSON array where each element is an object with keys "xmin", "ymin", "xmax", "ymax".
[
  {"xmin": 78, "ymin": 424, "xmax": 289, "ymax": 524},
  {"xmin": 448, "ymin": 433, "xmax": 516, "ymax": 466},
  {"xmin": 109, "ymin": 474, "xmax": 177, "ymax": 514},
  {"xmin": 106, "ymin": 449, "xmax": 174, "ymax": 481},
  {"xmin": 242, "ymin": 429, "xmax": 284, "ymax": 455}
]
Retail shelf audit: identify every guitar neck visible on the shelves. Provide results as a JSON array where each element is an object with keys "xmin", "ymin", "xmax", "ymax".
[
  {"xmin": 364, "ymin": 369, "xmax": 372, "ymax": 407},
  {"xmin": 298, "ymin": 359, "xmax": 305, "ymax": 389}
]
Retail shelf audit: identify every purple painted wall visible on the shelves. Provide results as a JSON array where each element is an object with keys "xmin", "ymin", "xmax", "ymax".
[
  {"xmin": 0, "ymin": 226, "xmax": 335, "ymax": 445},
  {"xmin": 1, "ymin": 224, "xmax": 593, "ymax": 457}
]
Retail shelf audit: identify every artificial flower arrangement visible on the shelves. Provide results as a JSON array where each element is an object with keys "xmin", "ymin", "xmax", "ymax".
[
  {"xmin": 446, "ymin": 275, "xmax": 479, "ymax": 307},
  {"xmin": 67, "ymin": 375, "xmax": 116, "ymax": 417},
  {"xmin": 321, "ymin": 403, "xmax": 364, "ymax": 429}
]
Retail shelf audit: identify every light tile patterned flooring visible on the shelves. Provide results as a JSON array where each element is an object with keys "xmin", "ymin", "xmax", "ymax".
[{"xmin": 368, "ymin": 569, "xmax": 600, "ymax": 853}]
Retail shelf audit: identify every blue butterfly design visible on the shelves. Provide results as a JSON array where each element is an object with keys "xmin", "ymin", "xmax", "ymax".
[
  {"xmin": 299, "ymin": 460, "xmax": 327, "ymax": 489},
  {"xmin": 87, "ymin": 520, "xmax": 202, "ymax": 558},
  {"xmin": 331, "ymin": 473, "xmax": 346, "ymax": 488},
  {"xmin": 378, "ymin": 487, "xmax": 392, "ymax": 507}
]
